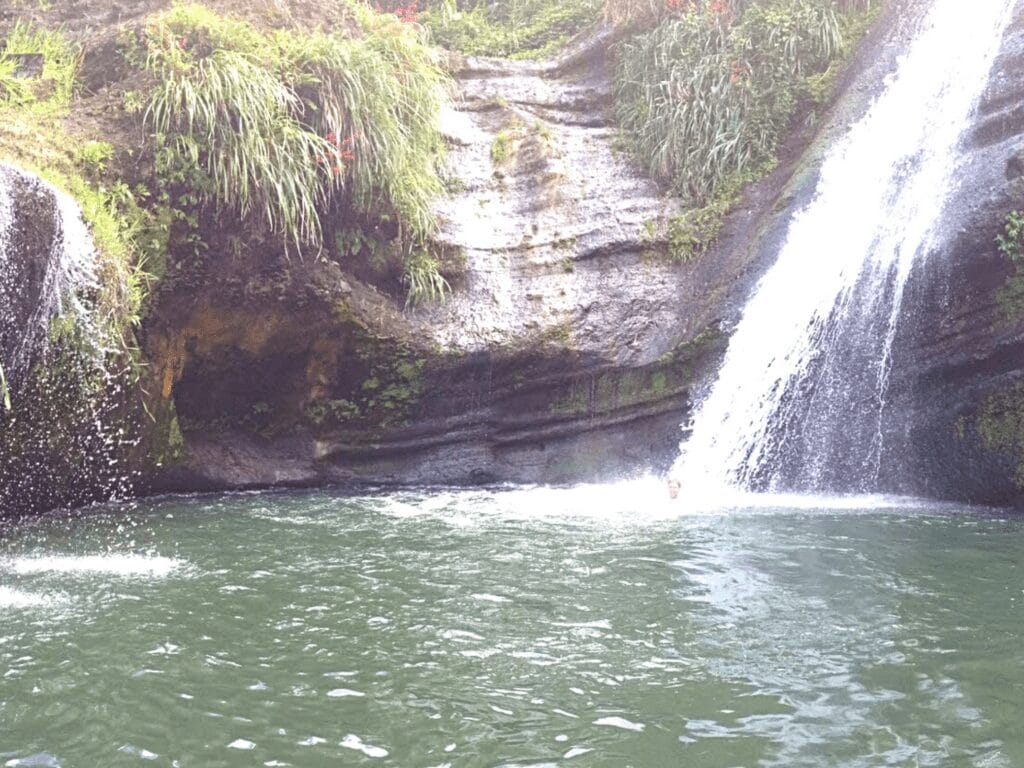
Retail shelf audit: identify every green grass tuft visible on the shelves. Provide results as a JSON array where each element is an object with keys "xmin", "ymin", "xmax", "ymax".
[
  {"xmin": 614, "ymin": 1, "xmax": 850, "ymax": 206},
  {"xmin": 404, "ymin": 249, "xmax": 450, "ymax": 307},
  {"xmin": 421, "ymin": 0, "xmax": 602, "ymax": 59},
  {"xmin": 142, "ymin": 3, "xmax": 450, "ymax": 278},
  {"xmin": 0, "ymin": 20, "xmax": 79, "ymax": 112}
]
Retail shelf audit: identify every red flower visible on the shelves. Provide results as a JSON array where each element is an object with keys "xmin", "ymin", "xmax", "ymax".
[
  {"xmin": 708, "ymin": 0, "xmax": 732, "ymax": 22},
  {"xmin": 394, "ymin": 1, "xmax": 418, "ymax": 23},
  {"xmin": 320, "ymin": 132, "xmax": 357, "ymax": 177}
]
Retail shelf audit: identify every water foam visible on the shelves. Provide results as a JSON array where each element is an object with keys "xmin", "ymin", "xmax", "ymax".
[
  {"xmin": 8, "ymin": 554, "xmax": 182, "ymax": 578},
  {"xmin": 0, "ymin": 586, "xmax": 56, "ymax": 609}
]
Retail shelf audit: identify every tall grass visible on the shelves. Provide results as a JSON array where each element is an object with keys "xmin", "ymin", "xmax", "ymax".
[
  {"xmin": 1, "ymin": 21, "xmax": 79, "ymax": 110},
  {"xmin": 143, "ymin": 3, "xmax": 450, "ymax": 269},
  {"xmin": 0, "ymin": 56, "xmax": 33, "ymax": 105},
  {"xmin": 277, "ymin": 6, "xmax": 449, "ymax": 242},
  {"xmin": 144, "ymin": 6, "xmax": 332, "ymax": 251},
  {"xmin": 421, "ymin": 0, "xmax": 602, "ymax": 59},
  {"xmin": 603, "ymin": 0, "xmax": 665, "ymax": 28},
  {"xmin": 614, "ymin": 0, "xmax": 851, "ymax": 205}
]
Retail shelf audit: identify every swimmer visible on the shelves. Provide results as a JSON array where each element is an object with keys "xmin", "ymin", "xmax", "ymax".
[{"xmin": 667, "ymin": 477, "xmax": 681, "ymax": 500}]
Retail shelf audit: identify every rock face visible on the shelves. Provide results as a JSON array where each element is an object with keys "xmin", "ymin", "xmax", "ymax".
[
  {"xmin": 0, "ymin": 164, "xmax": 134, "ymax": 516},
  {"xmin": 881, "ymin": 2, "xmax": 1024, "ymax": 506},
  {"xmin": 144, "ymin": 7, "xmax": 909, "ymax": 494},
  {"xmin": 146, "ymin": 25, "xmax": 806, "ymax": 492},
  {"xmin": 18, "ymin": 0, "xmax": 1024, "ymax": 507}
]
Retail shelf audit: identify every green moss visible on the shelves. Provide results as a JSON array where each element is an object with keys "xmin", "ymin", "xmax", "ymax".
[
  {"xmin": 547, "ymin": 327, "xmax": 723, "ymax": 418},
  {"xmin": 550, "ymin": 385, "xmax": 589, "ymax": 415},
  {"xmin": 491, "ymin": 129, "xmax": 518, "ymax": 165},
  {"xmin": 977, "ymin": 384, "xmax": 1024, "ymax": 487}
]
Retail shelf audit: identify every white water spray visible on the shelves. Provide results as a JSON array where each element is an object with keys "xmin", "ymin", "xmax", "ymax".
[
  {"xmin": 0, "ymin": 163, "xmax": 99, "ymax": 386},
  {"xmin": 0, "ymin": 163, "xmax": 136, "ymax": 512},
  {"xmin": 674, "ymin": 0, "xmax": 1015, "ymax": 498}
]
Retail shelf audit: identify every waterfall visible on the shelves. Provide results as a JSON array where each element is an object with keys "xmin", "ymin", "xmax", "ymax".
[
  {"xmin": 673, "ymin": 0, "xmax": 1015, "ymax": 498},
  {"xmin": 0, "ymin": 163, "xmax": 134, "ymax": 514},
  {"xmin": 0, "ymin": 163, "xmax": 99, "ymax": 391}
]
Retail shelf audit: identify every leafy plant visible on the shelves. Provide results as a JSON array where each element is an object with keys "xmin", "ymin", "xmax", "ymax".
[
  {"xmin": 77, "ymin": 140, "xmax": 115, "ymax": 177},
  {"xmin": 141, "ymin": 3, "xmax": 450, "ymax": 276},
  {"xmin": 404, "ymin": 249, "xmax": 450, "ymax": 307},
  {"xmin": 997, "ymin": 210, "xmax": 1024, "ymax": 262}
]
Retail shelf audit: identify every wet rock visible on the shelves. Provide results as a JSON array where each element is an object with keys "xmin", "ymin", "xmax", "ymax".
[
  {"xmin": 147, "ymin": 14, "xmax": 899, "ymax": 493},
  {"xmin": 878, "ymin": 2, "xmax": 1024, "ymax": 506}
]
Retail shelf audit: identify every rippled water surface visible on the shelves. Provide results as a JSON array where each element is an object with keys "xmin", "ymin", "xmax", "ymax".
[{"xmin": 2, "ymin": 482, "xmax": 1024, "ymax": 767}]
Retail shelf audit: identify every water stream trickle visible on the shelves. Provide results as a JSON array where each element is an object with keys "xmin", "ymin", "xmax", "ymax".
[
  {"xmin": 673, "ymin": 0, "xmax": 1016, "ymax": 499},
  {"xmin": 0, "ymin": 162, "xmax": 134, "ymax": 511},
  {"xmin": 0, "ymin": 162, "xmax": 99, "ymax": 388}
]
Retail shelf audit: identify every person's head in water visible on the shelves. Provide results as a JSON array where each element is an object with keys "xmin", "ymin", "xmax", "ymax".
[{"xmin": 667, "ymin": 477, "xmax": 681, "ymax": 500}]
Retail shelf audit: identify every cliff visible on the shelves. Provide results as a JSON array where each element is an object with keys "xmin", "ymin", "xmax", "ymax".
[{"xmin": 11, "ymin": 0, "xmax": 1024, "ymax": 511}]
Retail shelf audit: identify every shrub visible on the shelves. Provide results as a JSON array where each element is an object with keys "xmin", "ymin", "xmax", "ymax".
[
  {"xmin": 997, "ymin": 210, "xmax": 1024, "ymax": 262},
  {"xmin": 421, "ymin": 0, "xmax": 602, "ymax": 59},
  {"xmin": 141, "ymin": 3, "xmax": 450, "ymax": 260},
  {"xmin": 0, "ymin": 21, "xmax": 79, "ymax": 111},
  {"xmin": 614, "ymin": 0, "xmax": 846, "ymax": 206}
]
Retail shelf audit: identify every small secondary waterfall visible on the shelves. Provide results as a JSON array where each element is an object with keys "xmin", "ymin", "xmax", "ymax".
[
  {"xmin": 674, "ymin": 0, "xmax": 1015, "ymax": 497},
  {"xmin": 0, "ymin": 163, "xmax": 134, "ymax": 514},
  {"xmin": 0, "ymin": 163, "xmax": 99, "ymax": 390}
]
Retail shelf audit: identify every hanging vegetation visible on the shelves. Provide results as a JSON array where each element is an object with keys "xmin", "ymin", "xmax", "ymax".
[
  {"xmin": 142, "ymin": 3, "xmax": 451, "ymax": 264},
  {"xmin": 612, "ymin": 0, "xmax": 877, "ymax": 259}
]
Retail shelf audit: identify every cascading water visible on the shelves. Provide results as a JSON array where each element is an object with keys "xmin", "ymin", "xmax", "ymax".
[
  {"xmin": 0, "ymin": 162, "xmax": 99, "ymax": 388},
  {"xmin": 673, "ymin": 0, "xmax": 1015, "ymax": 498},
  {"xmin": 0, "ymin": 162, "xmax": 134, "ymax": 513}
]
